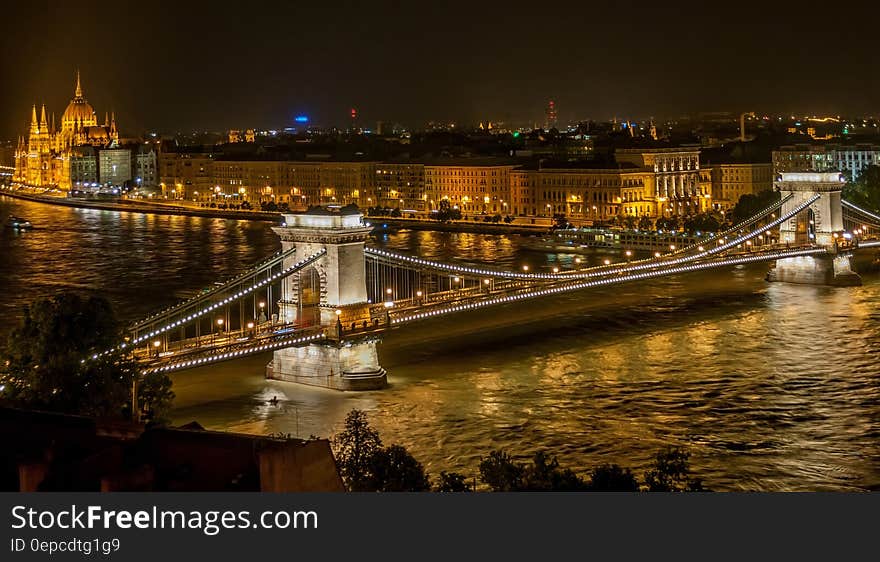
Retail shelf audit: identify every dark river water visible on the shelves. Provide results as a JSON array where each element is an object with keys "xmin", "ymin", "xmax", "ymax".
[{"xmin": 2, "ymin": 195, "xmax": 879, "ymax": 491}]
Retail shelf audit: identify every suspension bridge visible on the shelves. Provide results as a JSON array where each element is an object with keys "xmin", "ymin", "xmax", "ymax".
[{"xmin": 96, "ymin": 171, "xmax": 879, "ymax": 391}]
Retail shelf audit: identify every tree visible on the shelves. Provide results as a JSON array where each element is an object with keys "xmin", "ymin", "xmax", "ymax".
[
  {"xmin": 434, "ymin": 200, "xmax": 461, "ymax": 222},
  {"xmin": 479, "ymin": 450, "xmax": 588, "ymax": 491},
  {"xmin": 367, "ymin": 444, "xmax": 431, "ymax": 491},
  {"xmin": 587, "ymin": 464, "xmax": 640, "ymax": 491},
  {"xmin": 638, "ymin": 216, "xmax": 654, "ymax": 231},
  {"xmin": 622, "ymin": 215, "xmax": 638, "ymax": 230},
  {"xmin": 655, "ymin": 215, "xmax": 679, "ymax": 232},
  {"xmin": 435, "ymin": 471, "xmax": 473, "ymax": 492},
  {"xmin": 332, "ymin": 409, "xmax": 383, "ymax": 491},
  {"xmin": 521, "ymin": 451, "xmax": 587, "ymax": 491},
  {"xmin": 332, "ymin": 409, "xmax": 431, "ymax": 492},
  {"xmin": 843, "ymin": 165, "xmax": 880, "ymax": 213},
  {"xmin": 552, "ymin": 213, "xmax": 570, "ymax": 230},
  {"xmin": 0, "ymin": 293, "xmax": 174, "ymax": 421},
  {"xmin": 681, "ymin": 213, "xmax": 721, "ymax": 235},
  {"xmin": 478, "ymin": 450, "xmax": 524, "ymax": 491},
  {"xmin": 643, "ymin": 447, "xmax": 706, "ymax": 492},
  {"xmin": 730, "ymin": 189, "xmax": 779, "ymax": 224}
]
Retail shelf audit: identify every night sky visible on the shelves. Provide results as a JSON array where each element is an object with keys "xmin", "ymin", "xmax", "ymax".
[{"xmin": 2, "ymin": 0, "xmax": 878, "ymax": 138}]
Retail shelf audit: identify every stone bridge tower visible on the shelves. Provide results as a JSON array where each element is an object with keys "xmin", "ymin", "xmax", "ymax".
[
  {"xmin": 768, "ymin": 172, "xmax": 860, "ymax": 286},
  {"xmin": 266, "ymin": 206, "xmax": 387, "ymax": 390}
]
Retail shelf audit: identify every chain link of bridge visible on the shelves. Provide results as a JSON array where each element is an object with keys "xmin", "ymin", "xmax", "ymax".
[{"xmin": 126, "ymin": 171, "xmax": 880, "ymax": 390}]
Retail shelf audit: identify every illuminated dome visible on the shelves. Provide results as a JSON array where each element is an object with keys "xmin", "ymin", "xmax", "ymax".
[
  {"xmin": 62, "ymin": 98, "xmax": 96, "ymax": 124},
  {"xmin": 61, "ymin": 72, "xmax": 97, "ymax": 130}
]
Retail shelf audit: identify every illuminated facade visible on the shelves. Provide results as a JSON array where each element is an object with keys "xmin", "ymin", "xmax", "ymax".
[
  {"xmin": 529, "ymin": 166, "xmax": 656, "ymax": 221},
  {"xmin": 13, "ymin": 72, "xmax": 119, "ymax": 189},
  {"xmin": 703, "ymin": 163, "xmax": 773, "ymax": 211},
  {"xmin": 374, "ymin": 163, "xmax": 426, "ymax": 211},
  {"xmin": 158, "ymin": 148, "xmax": 723, "ymax": 221},
  {"xmin": 424, "ymin": 161, "xmax": 516, "ymax": 214},
  {"xmin": 616, "ymin": 147, "xmax": 707, "ymax": 216},
  {"xmin": 773, "ymin": 144, "xmax": 880, "ymax": 179}
]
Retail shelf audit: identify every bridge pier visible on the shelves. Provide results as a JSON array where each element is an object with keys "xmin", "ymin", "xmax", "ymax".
[
  {"xmin": 766, "ymin": 253, "xmax": 861, "ymax": 287},
  {"xmin": 267, "ymin": 206, "xmax": 387, "ymax": 390},
  {"xmin": 767, "ymin": 172, "xmax": 862, "ymax": 287},
  {"xmin": 266, "ymin": 339, "xmax": 386, "ymax": 391}
]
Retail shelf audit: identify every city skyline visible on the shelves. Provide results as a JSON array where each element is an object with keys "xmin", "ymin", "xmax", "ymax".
[{"xmin": 2, "ymin": 1, "xmax": 880, "ymax": 138}]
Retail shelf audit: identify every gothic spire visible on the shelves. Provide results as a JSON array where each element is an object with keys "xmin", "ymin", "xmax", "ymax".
[
  {"xmin": 30, "ymin": 105, "xmax": 38, "ymax": 132},
  {"xmin": 40, "ymin": 104, "xmax": 48, "ymax": 129},
  {"xmin": 75, "ymin": 69, "xmax": 83, "ymax": 98}
]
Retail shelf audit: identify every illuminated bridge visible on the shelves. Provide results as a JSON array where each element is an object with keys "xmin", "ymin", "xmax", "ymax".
[{"xmin": 91, "ymin": 172, "xmax": 879, "ymax": 391}]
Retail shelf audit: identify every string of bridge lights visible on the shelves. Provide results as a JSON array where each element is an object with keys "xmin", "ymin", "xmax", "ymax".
[
  {"xmin": 83, "ymin": 246, "xmax": 321, "ymax": 362},
  {"xmin": 130, "ymin": 249, "xmax": 327, "ymax": 346},
  {"xmin": 668, "ymin": 193, "xmax": 793, "ymax": 256},
  {"xmin": 841, "ymin": 199, "xmax": 880, "ymax": 224},
  {"xmin": 390, "ymin": 247, "xmax": 827, "ymax": 325},
  {"xmin": 133, "ymin": 246, "xmax": 297, "ymax": 328},
  {"xmin": 365, "ymin": 248, "xmax": 567, "ymax": 280},
  {"xmin": 84, "ymin": 251, "xmax": 321, "ymax": 363},
  {"xmin": 582, "ymin": 193, "xmax": 821, "ymax": 278},
  {"xmin": 142, "ymin": 332, "xmax": 327, "ymax": 374},
  {"xmin": 366, "ymin": 195, "xmax": 818, "ymax": 286}
]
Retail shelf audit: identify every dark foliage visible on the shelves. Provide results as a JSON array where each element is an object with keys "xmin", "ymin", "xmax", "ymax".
[{"xmin": 0, "ymin": 293, "xmax": 174, "ymax": 421}]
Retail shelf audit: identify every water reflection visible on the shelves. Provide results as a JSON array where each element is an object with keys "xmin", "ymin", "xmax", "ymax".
[{"xmin": 1, "ymin": 196, "xmax": 878, "ymax": 490}]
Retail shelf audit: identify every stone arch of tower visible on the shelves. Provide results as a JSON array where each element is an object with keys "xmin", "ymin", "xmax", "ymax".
[{"xmin": 296, "ymin": 265, "xmax": 325, "ymax": 327}]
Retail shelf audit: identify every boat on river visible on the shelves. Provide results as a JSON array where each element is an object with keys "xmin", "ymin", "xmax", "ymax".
[
  {"xmin": 6, "ymin": 215, "xmax": 33, "ymax": 230},
  {"xmin": 521, "ymin": 227, "xmax": 710, "ymax": 254}
]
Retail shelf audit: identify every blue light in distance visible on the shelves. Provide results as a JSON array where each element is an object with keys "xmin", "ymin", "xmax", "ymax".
[{"xmin": 295, "ymin": 115, "xmax": 309, "ymax": 123}]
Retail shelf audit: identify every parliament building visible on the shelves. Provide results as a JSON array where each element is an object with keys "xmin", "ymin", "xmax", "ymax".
[{"xmin": 13, "ymin": 72, "xmax": 119, "ymax": 189}]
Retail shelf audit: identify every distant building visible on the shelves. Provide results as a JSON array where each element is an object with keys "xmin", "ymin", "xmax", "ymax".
[
  {"xmin": 773, "ymin": 143, "xmax": 880, "ymax": 179},
  {"xmin": 705, "ymin": 163, "xmax": 773, "ymax": 212},
  {"xmin": 545, "ymin": 100, "xmax": 558, "ymax": 130},
  {"xmin": 374, "ymin": 163, "xmax": 426, "ymax": 211},
  {"xmin": 157, "ymin": 144, "xmax": 736, "ymax": 221},
  {"xmin": 134, "ymin": 145, "xmax": 159, "ymax": 189},
  {"xmin": 98, "ymin": 148, "xmax": 132, "ymax": 186},
  {"xmin": 13, "ymin": 72, "xmax": 119, "ymax": 189},
  {"xmin": 616, "ymin": 147, "xmax": 708, "ymax": 216},
  {"xmin": 423, "ymin": 159, "xmax": 517, "ymax": 215},
  {"xmin": 69, "ymin": 146, "xmax": 98, "ymax": 186}
]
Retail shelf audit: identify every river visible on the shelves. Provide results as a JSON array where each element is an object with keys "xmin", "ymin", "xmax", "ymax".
[{"xmin": 1, "ymin": 195, "xmax": 878, "ymax": 491}]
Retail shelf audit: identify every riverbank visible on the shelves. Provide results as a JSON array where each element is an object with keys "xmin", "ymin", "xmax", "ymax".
[
  {"xmin": 1, "ymin": 187, "xmax": 554, "ymax": 235},
  {"xmin": 369, "ymin": 217, "xmax": 550, "ymax": 235},
  {"xmin": 0, "ymin": 188, "xmax": 283, "ymax": 222}
]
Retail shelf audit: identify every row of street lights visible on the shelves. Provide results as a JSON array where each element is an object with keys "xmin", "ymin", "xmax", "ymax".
[{"xmin": 150, "ymin": 300, "xmax": 272, "ymax": 356}]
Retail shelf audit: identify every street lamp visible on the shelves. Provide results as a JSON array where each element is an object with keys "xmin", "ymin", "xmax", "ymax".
[
  {"xmin": 153, "ymin": 340, "xmax": 161, "ymax": 358},
  {"xmin": 258, "ymin": 301, "xmax": 267, "ymax": 325},
  {"xmin": 214, "ymin": 318, "xmax": 224, "ymax": 345}
]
